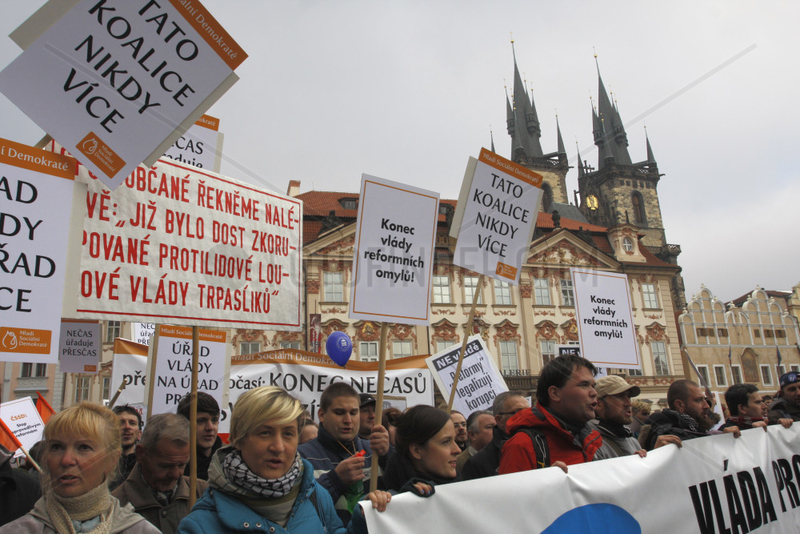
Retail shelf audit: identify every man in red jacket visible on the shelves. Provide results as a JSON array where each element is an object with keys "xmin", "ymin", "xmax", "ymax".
[{"xmin": 499, "ymin": 354, "xmax": 601, "ymax": 474}]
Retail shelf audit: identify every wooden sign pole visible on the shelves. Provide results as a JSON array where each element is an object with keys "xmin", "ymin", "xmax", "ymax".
[
  {"xmin": 189, "ymin": 326, "xmax": 200, "ymax": 508},
  {"xmin": 369, "ymin": 322, "xmax": 388, "ymax": 493},
  {"xmin": 447, "ymin": 273, "xmax": 484, "ymax": 412}
]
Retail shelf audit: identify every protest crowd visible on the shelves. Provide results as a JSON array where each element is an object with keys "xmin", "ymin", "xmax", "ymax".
[{"xmin": 2, "ymin": 355, "xmax": 797, "ymax": 534}]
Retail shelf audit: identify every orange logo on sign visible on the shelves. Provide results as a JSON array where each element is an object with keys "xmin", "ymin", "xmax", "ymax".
[
  {"xmin": 77, "ymin": 132, "xmax": 125, "ymax": 179},
  {"xmin": 0, "ymin": 327, "xmax": 51, "ymax": 354},
  {"xmin": 496, "ymin": 262, "xmax": 518, "ymax": 280}
]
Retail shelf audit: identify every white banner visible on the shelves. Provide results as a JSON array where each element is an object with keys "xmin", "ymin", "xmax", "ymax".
[
  {"xmin": 131, "ymin": 323, "xmax": 156, "ymax": 345},
  {"xmin": 349, "ymin": 174, "xmax": 439, "ymax": 326},
  {"xmin": 0, "ymin": 0, "xmax": 245, "ymax": 188},
  {"xmin": 365, "ymin": 426, "xmax": 800, "ymax": 533},
  {"xmin": 65, "ymin": 156, "xmax": 302, "ymax": 329},
  {"xmin": 425, "ymin": 336, "xmax": 508, "ymax": 415},
  {"xmin": 0, "ymin": 138, "xmax": 81, "ymax": 364},
  {"xmin": 571, "ymin": 267, "xmax": 641, "ymax": 369},
  {"xmin": 163, "ymin": 114, "xmax": 223, "ymax": 172},
  {"xmin": 150, "ymin": 325, "xmax": 229, "ymax": 415},
  {"xmin": 0, "ymin": 397, "xmax": 45, "ymax": 457},
  {"xmin": 452, "ymin": 149, "xmax": 542, "ymax": 284},
  {"xmin": 58, "ymin": 320, "xmax": 101, "ymax": 373},
  {"xmin": 221, "ymin": 350, "xmax": 435, "ymax": 434},
  {"xmin": 110, "ymin": 338, "xmax": 148, "ymax": 406}
]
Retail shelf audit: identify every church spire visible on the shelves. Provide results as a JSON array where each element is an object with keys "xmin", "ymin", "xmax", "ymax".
[
  {"xmin": 645, "ymin": 127, "xmax": 656, "ymax": 164},
  {"xmin": 593, "ymin": 54, "xmax": 631, "ymax": 166},
  {"xmin": 509, "ymin": 39, "xmax": 544, "ymax": 159},
  {"xmin": 576, "ymin": 141, "xmax": 585, "ymax": 179},
  {"xmin": 556, "ymin": 116, "xmax": 566, "ymax": 155}
]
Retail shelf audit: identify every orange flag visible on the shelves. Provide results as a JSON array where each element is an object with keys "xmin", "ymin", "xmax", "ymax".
[
  {"xmin": 0, "ymin": 417, "xmax": 22, "ymax": 452},
  {"xmin": 36, "ymin": 392, "xmax": 56, "ymax": 424}
]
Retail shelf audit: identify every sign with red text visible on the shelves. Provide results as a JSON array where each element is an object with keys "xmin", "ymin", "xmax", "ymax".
[
  {"xmin": 110, "ymin": 338, "xmax": 148, "ymax": 406},
  {"xmin": 0, "ymin": 397, "xmax": 45, "ymax": 458},
  {"xmin": 150, "ymin": 325, "xmax": 229, "ymax": 415},
  {"xmin": 63, "ymin": 157, "xmax": 302, "ymax": 329},
  {"xmin": 0, "ymin": 138, "xmax": 81, "ymax": 364},
  {"xmin": 0, "ymin": 0, "xmax": 246, "ymax": 189},
  {"xmin": 571, "ymin": 268, "xmax": 640, "ymax": 369},
  {"xmin": 349, "ymin": 175, "xmax": 439, "ymax": 326},
  {"xmin": 58, "ymin": 320, "xmax": 101, "ymax": 373},
  {"xmin": 451, "ymin": 149, "xmax": 542, "ymax": 284},
  {"xmin": 163, "ymin": 114, "xmax": 223, "ymax": 172}
]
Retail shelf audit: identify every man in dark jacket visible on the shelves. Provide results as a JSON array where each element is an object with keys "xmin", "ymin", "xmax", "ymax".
[
  {"xmin": 767, "ymin": 372, "xmax": 800, "ymax": 425},
  {"xmin": 499, "ymin": 355, "xmax": 602, "ymax": 474},
  {"xmin": 110, "ymin": 404, "xmax": 142, "ymax": 490},
  {"xmin": 298, "ymin": 383, "xmax": 390, "ymax": 524},
  {"xmin": 720, "ymin": 383, "xmax": 770, "ymax": 432},
  {"xmin": 0, "ymin": 445, "xmax": 39, "ymax": 527},
  {"xmin": 177, "ymin": 392, "xmax": 223, "ymax": 480},
  {"xmin": 461, "ymin": 391, "xmax": 528, "ymax": 480}
]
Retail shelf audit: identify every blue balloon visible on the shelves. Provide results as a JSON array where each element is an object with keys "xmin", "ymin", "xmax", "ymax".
[{"xmin": 326, "ymin": 331, "xmax": 353, "ymax": 367}]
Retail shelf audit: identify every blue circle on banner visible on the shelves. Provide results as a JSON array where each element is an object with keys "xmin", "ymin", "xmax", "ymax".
[
  {"xmin": 542, "ymin": 503, "xmax": 641, "ymax": 533},
  {"xmin": 326, "ymin": 331, "xmax": 353, "ymax": 367}
]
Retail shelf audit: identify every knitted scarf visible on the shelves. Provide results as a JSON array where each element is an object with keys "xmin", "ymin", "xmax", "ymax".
[
  {"xmin": 45, "ymin": 483, "xmax": 113, "ymax": 534},
  {"xmin": 222, "ymin": 448, "xmax": 302, "ymax": 498}
]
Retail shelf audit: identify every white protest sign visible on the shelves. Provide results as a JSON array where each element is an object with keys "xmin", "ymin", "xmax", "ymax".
[
  {"xmin": 425, "ymin": 336, "xmax": 508, "ymax": 415},
  {"xmin": 163, "ymin": 114, "xmax": 223, "ymax": 172},
  {"xmin": 220, "ymin": 350, "xmax": 434, "ymax": 433},
  {"xmin": 131, "ymin": 323, "xmax": 156, "ymax": 345},
  {"xmin": 110, "ymin": 338, "xmax": 148, "ymax": 406},
  {"xmin": 58, "ymin": 320, "xmax": 101, "ymax": 373},
  {"xmin": 0, "ymin": 138, "xmax": 82, "ymax": 364},
  {"xmin": 63, "ymin": 156, "xmax": 302, "ymax": 329},
  {"xmin": 571, "ymin": 268, "xmax": 640, "ymax": 369},
  {"xmin": 349, "ymin": 175, "xmax": 439, "ymax": 326},
  {"xmin": 451, "ymin": 148, "xmax": 543, "ymax": 284},
  {"xmin": 365, "ymin": 426, "xmax": 800, "ymax": 533},
  {"xmin": 0, "ymin": 397, "xmax": 45, "ymax": 457},
  {"xmin": 0, "ymin": 0, "xmax": 246, "ymax": 189},
  {"xmin": 150, "ymin": 325, "xmax": 229, "ymax": 415}
]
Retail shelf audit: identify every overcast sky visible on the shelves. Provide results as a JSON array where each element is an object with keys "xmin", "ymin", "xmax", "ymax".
[{"xmin": 2, "ymin": 1, "xmax": 798, "ymax": 304}]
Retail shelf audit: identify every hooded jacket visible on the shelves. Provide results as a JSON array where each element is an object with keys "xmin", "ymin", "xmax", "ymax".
[
  {"xmin": 498, "ymin": 405, "xmax": 602, "ymax": 475},
  {"xmin": 638, "ymin": 409, "xmax": 709, "ymax": 451},
  {"xmin": 767, "ymin": 397, "xmax": 800, "ymax": 423}
]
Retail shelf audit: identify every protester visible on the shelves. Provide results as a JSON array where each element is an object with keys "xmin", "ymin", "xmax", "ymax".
[
  {"xmin": 718, "ymin": 384, "xmax": 770, "ymax": 432},
  {"xmin": 298, "ymin": 413, "xmax": 319, "ymax": 444},
  {"xmin": 176, "ymin": 386, "xmax": 390, "ymax": 534},
  {"xmin": 0, "ymin": 444, "xmax": 39, "ymax": 527},
  {"xmin": 499, "ymin": 355, "xmax": 602, "ymax": 474},
  {"xmin": 456, "ymin": 410, "xmax": 494, "ymax": 474},
  {"xmin": 767, "ymin": 372, "xmax": 800, "ymax": 424},
  {"xmin": 450, "ymin": 411, "xmax": 468, "ymax": 451},
  {"xmin": 382, "ymin": 405, "xmax": 460, "ymax": 492},
  {"xmin": 177, "ymin": 392, "xmax": 223, "ymax": 480},
  {"xmin": 461, "ymin": 391, "xmax": 529, "ymax": 480},
  {"xmin": 629, "ymin": 400, "xmax": 651, "ymax": 438},
  {"xmin": 381, "ymin": 408, "xmax": 402, "ymax": 448},
  {"xmin": 298, "ymin": 383, "xmax": 391, "ymax": 524},
  {"xmin": 639, "ymin": 380, "xmax": 735, "ymax": 451},
  {"xmin": 0, "ymin": 402, "xmax": 158, "ymax": 534},
  {"xmin": 113, "ymin": 413, "xmax": 207, "ymax": 534},
  {"xmin": 357, "ymin": 394, "xmax": 376, "ymax": 440},
  {"xmin": 110, "ymin": 405, "xmax": 143, "ymax": 490},
  {"xmin": 588, "ymin": 376, "xmax": 647, "ymax": 459}
]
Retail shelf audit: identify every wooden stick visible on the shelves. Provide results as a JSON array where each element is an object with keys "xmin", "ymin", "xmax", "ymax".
[
  {"xmin": 369, "ymin": 322, "xmax": 388, "ymax": 493},
  {"xmin": 447, "ymin": 274, "xmax": 484, "ymax": 412},
  {"xmin": 145, "ymin": 326, "xmax": 161, "ymax": 420},
  {"xmin": 189, "ymin": 326, "xmax": 200, "ymax": 508},
  {"xmin": 19, "ymin": 445, "xmax": 42, "ymax": 474},
  {"xmin": 107, "ymin": 377, "xmax": 129, "ymax": 409}
]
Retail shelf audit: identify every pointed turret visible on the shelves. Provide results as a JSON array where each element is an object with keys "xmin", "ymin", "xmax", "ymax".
[
  {"xmin": 593, "ymin": 56, "xmax": 632, "ymax": 166},
  {"xmin": 556, "ymin": 117, "xmax": 566, "ymax": 155},
  {"xmin": 645, "ymin": 129, "xmax": 656, "ymax": 164},
  {"xmin": 575, "ymin": 142, "xmax": 585, "ymax": 179},
  {"xmin": 490, "ymin": 128, "xmax": 496, "ymax": 154},
  {"xmin": 509, "ymin": 41, "xmax": 543, "ymax": 158}
]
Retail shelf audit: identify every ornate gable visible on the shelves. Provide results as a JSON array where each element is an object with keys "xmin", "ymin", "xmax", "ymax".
[{"xmin": 528, "ymin": 239, "xmax": 605, "ymax": 268}]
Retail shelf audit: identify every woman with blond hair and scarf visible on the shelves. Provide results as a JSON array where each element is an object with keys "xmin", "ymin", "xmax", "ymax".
[{"xmin": 0, "ymin": 402, "xmax": 157, "ymax": 534}]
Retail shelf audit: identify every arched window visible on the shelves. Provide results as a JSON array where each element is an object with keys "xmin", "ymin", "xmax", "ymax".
[{"xmin": 631, "ymin": 192, "xmax": 646, "ymax": 225}]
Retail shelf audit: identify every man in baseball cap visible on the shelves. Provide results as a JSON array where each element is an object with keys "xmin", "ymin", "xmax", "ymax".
[
  {"xmin": 358, "ymin": 393, "xmax": 377, "ymax": 439},
  {"xmin": 588, "ymin": 375, "xmax": 647, "ymax": 460},
  {"xmin": 767, "ymin": 372, "xmax": 800, "ymax": 425}
]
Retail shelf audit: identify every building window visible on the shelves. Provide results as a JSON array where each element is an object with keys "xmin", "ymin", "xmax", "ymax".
[
  {"xmin": 21, "ymin": 363, "xmax": 47, "ymax": 378},
  {"xmin": 651, "ymin": 341, "xmax": 669, "ymax": 376},
  {"xmin": 323, "ymin": 272, "xmax": 344, "ymax": 302},
  {"xmin": 435, "ymin": 340, "xmax": 453, "ymax": 354},
  {"xmin": 777, "ymin": 365, "xmax": 786, "ymax": 377},
  {"xmin": 622, "ymin": 237, "xmax": 634, "ymax": 252},
  {"xmin": 494, "ymin": 281, "xmax": 512, "ymax": 305},
  {"xmin": 534, "ymin": 278, "xmax": 551, "ymax": 306},
  {"xmin": 560, "ymin": 280, "xmax": 574, "ymax": 306},
  {"xmin": 464, "ymin": 276, "xmax": 482, "ymax": 304},
  {"xmin": 75, "ymin": 376, "xmax": 92, "ymax": 403},
  {"xmin": 632, "ymin": 192, "xmax": 646, "ymax": 225},
  {"xmin": 240, "ymin": 342, "xmax": 261, "ymax": 355},
  {"xmin": 279, "ymin": 341, "xmax": 301, "ymax": 350},
  {"xmin": 642, "ymin": 283, "xmax": 658, "ymax": 309},
  {"xmin": 760, "ymin": 365, "xmax": 773, "ymax": 386},
  {"xmin": 102, "ymin": 376, "xmax": 111, "ymax": 402},
  {"xmin": 359, "ymin": 342, "xmax": 378, "ymax": 362},
  {"xmin": 540, "ymin": 340, "xmax": 556, "ymax": 367},
  {"xmin": 731, "ymin": 365, "xmax": 743, "ymax": 385},
  {"xmin": 499, "ymin": 341, "xmax": 519, "ymax": 372},
  {"xmin": 696, "ymin": 365, "xmax": 711, "ymax": 388},
  {"xmin": 339, "ymin": 198, "xmax": 358, "ymax": 210},
  {"xmin": 432, "ymin": 275, "xmax": 451, "ymax": 304},
  {"xmin": 393, "ymin": 340, "xmax": 413, "ymax": 358},
  {"xmin": 713, "ymin": 365, "xmax": 728, "ymax": 387},
  {"xmin": 717, "ymin": 328, "xmax": 728, "ymax": 338},
  {"xmin": 106, "ymin": 321, "xmax": 121, "ymax": 343},
  {"xmin": 628, "ymin": 368, "xmax": 643, "ymax": 376},
  {"xmin": 791, "ymin": 364, "xmax": 800, "ymax": 373}
]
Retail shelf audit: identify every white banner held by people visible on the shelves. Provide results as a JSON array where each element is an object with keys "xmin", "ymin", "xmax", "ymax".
[
  {"xmin": 349, "ymin": 174, "xmax": 439, "ymax": 326},
  {"xmin": 0, "ymin": 138, "xmax": 82, "ymax": 364},
  {"xmin": 58, "ymin": 320, "xmax": 101, "ymax": 373},
  {"xmin": 451, "ymin": 148, "xmax": 543, "ymax": 284},
  {"xmin": 0, "ymin": 0, "xmax": 246, "ymax": 189},
  {"xmin": 425, "ymin": 336, "xmax": 508, "ymax": 415},
  {"xmin": 571, "ymin": 267, "xmax": 641, "ymax": 369},
  {"xmin": 364, "ymin": 426, "xmax": 800, "ymax": 533}
]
